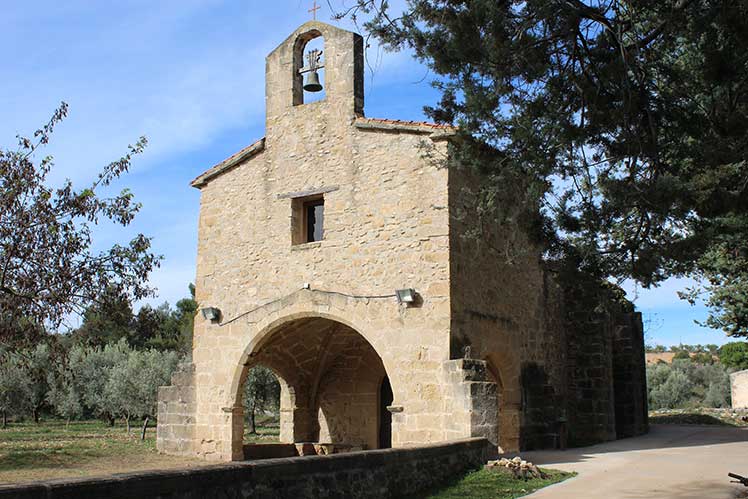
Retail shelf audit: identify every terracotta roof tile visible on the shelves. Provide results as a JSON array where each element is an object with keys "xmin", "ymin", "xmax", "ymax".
[{"xmin": 358, "ymin": 117, "xmax": 455, "ymax": 130}]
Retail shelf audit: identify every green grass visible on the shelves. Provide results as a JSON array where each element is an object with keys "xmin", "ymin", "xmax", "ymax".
[
  {"xmin": 0, "ymin": 419, "xmax": 201, "ymax": 484},
  {"xmin": 243, "ymin": 416, "xmax": 281, "ymax": 444},
  {"xmin": 649, "ymin": 409, "xmax": 748, "ymax": 427},
  {"xmin": 405, "ymin": 467, "xmax": 575, "ymax": 499}
]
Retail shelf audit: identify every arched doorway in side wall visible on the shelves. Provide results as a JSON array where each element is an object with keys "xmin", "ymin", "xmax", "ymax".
[
  {"xmin": 379, "ymin": 376, "xmax": 393, "ymax": 449},
  {"xmin": 236, "ymin": 316, "xmax": 391, "ymax": 454},
  {"xmin": 484, "ymin": 352, "xmax": 522, "ymax": 453}
]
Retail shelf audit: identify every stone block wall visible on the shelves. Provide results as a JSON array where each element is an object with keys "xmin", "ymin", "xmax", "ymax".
[
  {"xmin": 612, "ymin": 312, "xmax": 648, "ymax": 438},
  {"xmin": 732, "ymin": 370, "xmax": 748, "ymax": 409},
  {"xmin": 441, "ymin": 359, "xmax": 499, "ymax": 455},
  {"xmin": 0, "ymin": 439, "xmax": 490, "ymax": 499},
  {"xmin": 157, "ymin": 362, "xmax": 197, "ymax": 456},
  {"xmin": 564, "ymin": 316, "xmax": 617, "ymax": 447}
]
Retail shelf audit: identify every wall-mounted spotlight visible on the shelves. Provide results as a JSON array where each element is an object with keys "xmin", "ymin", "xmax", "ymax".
[
  {"xmin": 395, "ymin": 288, "xmax": 417, "ymax": 305},
  {"xmin": 201, "ymin": 307, "xmax": 221, "ymax": 323}
]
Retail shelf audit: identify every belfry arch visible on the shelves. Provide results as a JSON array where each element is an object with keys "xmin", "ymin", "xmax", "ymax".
[{"xmin": 230, "ymin": 312, "xmax": 393, "ymax": 455}]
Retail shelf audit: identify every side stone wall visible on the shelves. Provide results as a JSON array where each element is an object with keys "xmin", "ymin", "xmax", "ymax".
[
  {"xmin": 441, "ymin": 359, "xmax": 499, "ymax": 455},
  {"xmin": 564, "ymin": 314, "xmax": 617, "ymax": 447},
  {"xmin": 157, "ymin": 363, "xmax": 197, "ymax": 456},
  {"xmin": 732, "ymin": 370, "xmax": 748, "ymax": 409},
  {"xmin": 612, "ymin": 312, "xmax": 648, "ymax": 438},
  {"xmin": 0, "ymin": 439, "xmax": 490, "ymax": 499}
]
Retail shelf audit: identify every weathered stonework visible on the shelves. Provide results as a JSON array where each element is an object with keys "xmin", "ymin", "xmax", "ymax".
[
  {"xmin": 732, "ymin": 370, "xmax": 748, "ymax": 409},
  {"xmin": 157, "ymin": 20, "xmax": 648, "ymax": 462},
  {"xmin": 0, "ymin": 439, "xmax": 490, "ymax": 499}
]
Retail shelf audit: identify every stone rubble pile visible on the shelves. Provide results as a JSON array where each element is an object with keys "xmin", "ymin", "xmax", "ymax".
[{"xmin": 485, "ymin": 456, "xmax": 548, "ymax": 480}]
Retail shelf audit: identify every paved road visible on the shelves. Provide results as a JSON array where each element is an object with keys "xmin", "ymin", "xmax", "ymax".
[{"xmin": 519, "ymin": 424, "xmax": 748, "ymax": 499}]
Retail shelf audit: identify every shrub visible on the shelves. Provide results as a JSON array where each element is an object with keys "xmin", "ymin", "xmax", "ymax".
[
  {"xmin": 720, "ymin": 342, "xmax": 748, "ymax": 371},
  {"xmin": 647, "ymin": 359, "xmax": 734, "ymax": 409}
]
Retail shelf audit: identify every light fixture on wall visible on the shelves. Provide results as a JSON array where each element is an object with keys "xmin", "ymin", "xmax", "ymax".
[
  {"xmin": 201, "ymin": 307, "xmax": 221, "ymax": 323},
  {"xmin": 395, "ymin": 288, "xmax": 417, "ymax": 305}
]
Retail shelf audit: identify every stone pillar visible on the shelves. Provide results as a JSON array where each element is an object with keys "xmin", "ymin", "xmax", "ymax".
[
  {"xmin": 156, "ymin": 363, "xmax": 197, "ymax": 456},
  {"xmin": 731, "ymin": 370, "xmax": 748, "ymax": 409},
  {"xmin": 442, "ymin": 359, "xmax": 504, "ymax": 456}
]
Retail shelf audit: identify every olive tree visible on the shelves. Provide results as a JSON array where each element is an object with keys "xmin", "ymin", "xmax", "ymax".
[
  {"xmin": 106, "ymin": 349, "xmax": 179, "ymax": 439},
  {"xmin": 243, "ymin": 366, "xmax": 281, "ymax": 435}
]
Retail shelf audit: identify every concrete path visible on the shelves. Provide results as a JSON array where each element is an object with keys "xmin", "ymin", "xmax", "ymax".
[{"xmin": 519, "ymin": 424, "xmax": 748, "ymax": 499}]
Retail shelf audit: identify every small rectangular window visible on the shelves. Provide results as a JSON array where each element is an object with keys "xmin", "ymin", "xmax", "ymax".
[
  {"xmin": 305, "ymin": 199, "xmax": 324, "ymax": 242},
  {"xmin": 291, "ymin": 195, "xmax": 324, "ymax": 245}
]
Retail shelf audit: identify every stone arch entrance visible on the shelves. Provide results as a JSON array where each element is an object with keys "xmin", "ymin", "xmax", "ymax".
[
  {"xmin": 484, "ymin": 352, "xmax": 521, "ymax": 453},
  {"xmin": 234, "ymin": 315, "xmax": 391, "ymax": 454}
]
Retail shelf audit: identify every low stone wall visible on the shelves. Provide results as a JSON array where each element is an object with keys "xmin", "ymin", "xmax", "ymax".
[
  {"xmin": 0, "ymin": 438, "xmax": 490, "ymax": 499},
  {"xmin": 732, "ymin": 370, "xmax": 748, "ymax": 409}
]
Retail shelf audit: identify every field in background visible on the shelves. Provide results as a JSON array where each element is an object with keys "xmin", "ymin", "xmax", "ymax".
[
  {"xmin": 243, "ymin": 415, "xmax": 280, "ymax": 444},
  {"xmin": 0, "ymin": 420, "xmax": 202, "ymax": 484}
]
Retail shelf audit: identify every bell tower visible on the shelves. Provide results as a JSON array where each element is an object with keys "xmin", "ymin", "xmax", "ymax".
[{"xmin": 264, "ymin": 21, "xmax": 365, "ymax": 144}]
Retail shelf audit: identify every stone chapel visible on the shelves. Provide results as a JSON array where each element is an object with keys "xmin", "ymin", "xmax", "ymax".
[{"xmin": 157, "ymin": 20, "xmax": 648, "ymax": 461}]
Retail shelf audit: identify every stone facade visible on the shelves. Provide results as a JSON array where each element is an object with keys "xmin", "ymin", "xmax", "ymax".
[
  {"xmin": 732, "ymin": 370, "xmax": 748, "ymax": 409},
  {"xmin": 157, "ymin": 20, "xmax": 648, "ymax": 462}
]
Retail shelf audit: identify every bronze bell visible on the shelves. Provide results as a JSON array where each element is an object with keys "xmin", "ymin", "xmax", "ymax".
[{"xmin": 303, "ymin": 69, "xmax": 323, "ymax": 92}]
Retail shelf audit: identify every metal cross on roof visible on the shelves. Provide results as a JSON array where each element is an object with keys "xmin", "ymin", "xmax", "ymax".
[{"xmin": 308, "ymin": 0, "xmax": 321, "ymax": 20}]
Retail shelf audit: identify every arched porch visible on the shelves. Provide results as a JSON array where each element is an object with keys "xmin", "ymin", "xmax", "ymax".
[{"xmin": 232, "ymin": 316, "xmax": 392, "ymax": 457}]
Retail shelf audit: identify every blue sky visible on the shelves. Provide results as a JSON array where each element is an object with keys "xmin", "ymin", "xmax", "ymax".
[{"xmin": 0, "ymin": 1, "xmax": 728, "ymax": 347}]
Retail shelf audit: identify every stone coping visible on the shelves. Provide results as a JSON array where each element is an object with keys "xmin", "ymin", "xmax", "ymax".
[{"xmin": 0, "ymin": 438, "xmax": 490, "ymax": 499}]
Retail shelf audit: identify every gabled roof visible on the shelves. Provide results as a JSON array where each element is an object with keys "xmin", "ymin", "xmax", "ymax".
[
  {"xmin": 354, "ymin": 117, "xmax": 456, "ymax": 133},
  {"xmin": 190, "ymin": 118, "xmax": 457, "ymax": 189},
  {"xmin": 190, "ymin": 138, "xmax": 265, "ymax": 188}
]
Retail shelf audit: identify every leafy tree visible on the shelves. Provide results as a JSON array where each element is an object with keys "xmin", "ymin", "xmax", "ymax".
[
  {"xmin": 719, "ymin": 342, "xmax": 748, "ymax": 371},
  {"xmin": 243, "ymin": 366, "xmax": 280, "ymax": 434},
  {"xmin": 173, "ymin": 284, "xmax": 198, "ymax": 353},
  {"xmin": 0, "ymin": 103, "xmax": 161, "ymax": 350},
  {"xmin": 106, "ymin": 348, "xmax": 179, "ymax": 439},
  {"xmin": 691, "ymin": 352, "xmax": 715, "ymax": 365},
  {"xmin": 26, "ymin": 344, "xmax": 52, "ymax": 423},
  {"xmin": 71, "ymin": 284, "xmax": 196, "ymax": 352},
  {"xmin": 672, "ymin": 350, "xmax": 691, "ymax": 361},
  {"xmin": 646, "ymin": 344, "xmax": 667, "ymax": 353},
  {"xmin": 341, "ymin": 0, "xmax": 748, "ymax": 336},
  {"xmin": 131, "ymin": 304, "xmax": 169, "ymax": 350},
  {"xmin": 648, "ymin": 364, "xmax": 692, "ymax": 409},
  {"xmin": 77, "ymin": 341, "xmax": 130, "ymax": 425},
  {"xmin": 0, "ymin": 352, "xmax": 30, "ymax": 427},
  {"xmin": 46, "ymin": 347, "xmax": 85, "ymax": 424},
  {"xmin": 74, "ymin": 290, "xmax": 134, "ymax": 347},
  {"xmin": 647, "ymin": 359, "xmax": 733, "ymax": 409}
]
